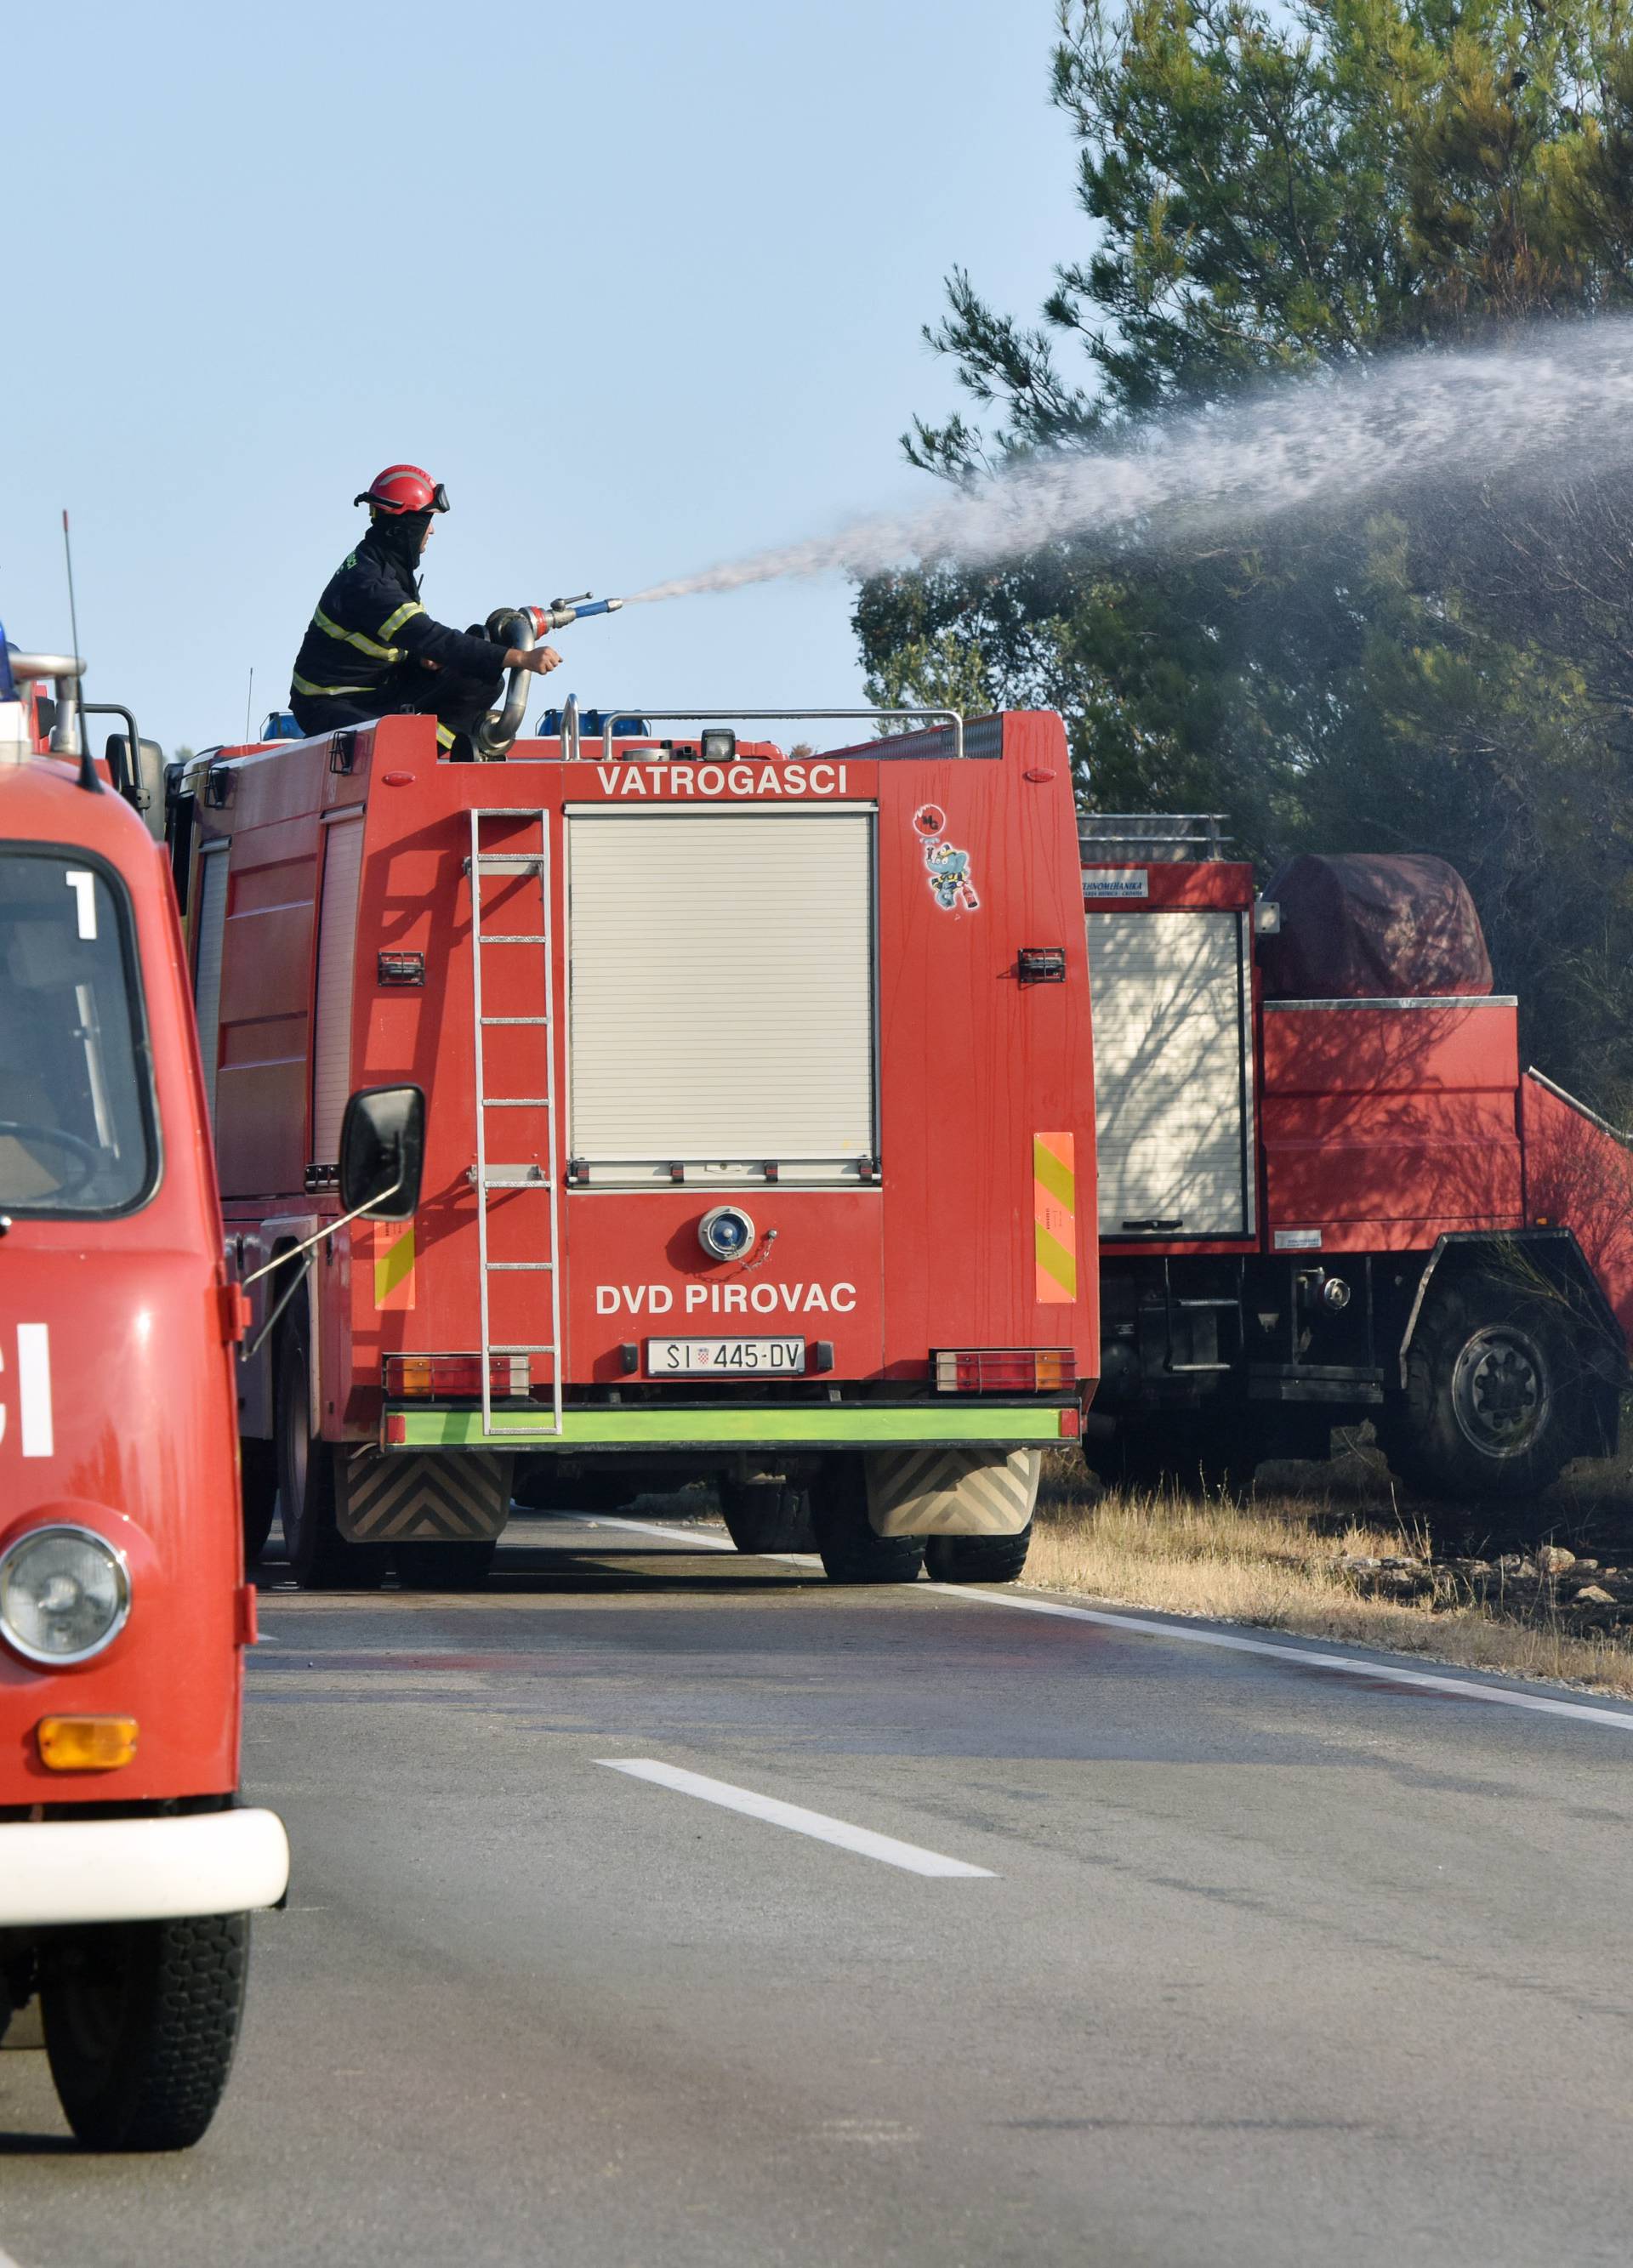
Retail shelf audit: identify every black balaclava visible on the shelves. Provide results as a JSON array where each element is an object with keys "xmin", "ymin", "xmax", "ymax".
[{"xmin": 365, "ymin": 508, "xmax": 433, "ymax": 585}]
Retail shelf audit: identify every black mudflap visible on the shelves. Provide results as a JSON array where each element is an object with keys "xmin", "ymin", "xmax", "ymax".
[{"xmin": 339, "ymin": 1449, "xmax": 515, "ymax": 1543}]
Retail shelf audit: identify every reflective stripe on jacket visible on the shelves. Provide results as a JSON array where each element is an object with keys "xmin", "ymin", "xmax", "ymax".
[{"xmin": 288, "ymin": 531, "xmax": 505, "ymax": 708}]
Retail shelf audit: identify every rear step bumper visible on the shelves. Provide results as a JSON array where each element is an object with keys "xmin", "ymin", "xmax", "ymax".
[{"xmin": 386, "ymin": 1403, "xmax": 1077, "ymax": 1451}]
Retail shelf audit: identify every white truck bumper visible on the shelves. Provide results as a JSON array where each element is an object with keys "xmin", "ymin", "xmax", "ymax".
[{"xmin": 0, "ymin": 1808, "xmax": 290, "ymax": 1927}]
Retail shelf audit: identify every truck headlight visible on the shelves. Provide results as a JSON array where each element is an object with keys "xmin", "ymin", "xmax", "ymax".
[
  {"xmin": 697, "ymin": 1205, "xmax": 755, "ymax": 1263},
  {"xmin": 0, "ymin": 1526, "xmax": 131, "ymax": 1665}
]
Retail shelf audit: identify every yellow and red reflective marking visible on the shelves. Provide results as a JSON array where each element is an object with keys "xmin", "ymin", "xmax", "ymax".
[
  {"xmin": 1033, "ymin": 1133, "xmax": 1077, "ymax": 1304},
  {"xmin": 373, "ymin": 1220, "xmax": 416, "ymax": 1310}
]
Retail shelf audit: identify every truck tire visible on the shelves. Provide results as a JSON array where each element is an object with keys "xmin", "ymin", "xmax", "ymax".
[
  {"xmin": 924, "ymin": 1525, "xmax": 1033, "ymax": 1584},
  {"xmin": 395, "ymin": 1540, "xmax": 498, "ymax": 1589},
  {"xmin": 1384, "ymin": 1273, "xmax": 1585, "ymax": 1500},
  {"xmin": 276, "ymin": 1304, "xmax": 385, "ymax": 1589},
  {"xmin": 41, "ymin": 1914, "xmax": 248, "ymax": 2151},
  {"xmin": 241, "ymin": 1438, "xmax": 278, "ymax": 1564},
  {"xmin": 717, "ymin": 1478, "xmax": 814, "ymax": 1555},
  {"xmin": 810, "ymin": 1456, "xmax": 924, "ymax": 1584}
]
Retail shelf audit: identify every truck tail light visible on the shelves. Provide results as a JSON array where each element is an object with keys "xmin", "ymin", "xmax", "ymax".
[
  {"xmin": 384, "ymin": 1355, "xmax": 531, "ymax": 1399},
  {"xmin": 933, "ymin": 1348, "xmax": 1075, "ymax": 1393}
]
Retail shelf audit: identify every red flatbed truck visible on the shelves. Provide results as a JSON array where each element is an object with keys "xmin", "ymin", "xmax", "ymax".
[
  {"xmin": 1079, "ymin": 817, "xmax": 1632, "ymax": 1497},
  {"xmin": 0, "ymin": 630, "xmax": 288, "ymax": 2149},
  {"xmin": 170, "ymin": 702, "xmax": 1097, "ymax": 1587}
]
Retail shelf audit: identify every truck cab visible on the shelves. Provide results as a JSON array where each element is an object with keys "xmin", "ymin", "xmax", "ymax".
[{"xmin": 0, "ymin": 634, "xmax": 287, "ymax": 2150}]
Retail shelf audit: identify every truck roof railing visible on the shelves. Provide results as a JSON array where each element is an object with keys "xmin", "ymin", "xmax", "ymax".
[
  {"xmin": 1078, "ymin": 812, "xmax": 1232, "ymax": 862},
  {"xmin": 582, "ymin": 706, "xmax": 967, "ymax": 765}
]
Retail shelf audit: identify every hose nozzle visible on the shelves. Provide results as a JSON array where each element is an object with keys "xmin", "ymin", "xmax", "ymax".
[{"xmin": 532, "ymin": 594, "xmax": 625, "ymax": 632}]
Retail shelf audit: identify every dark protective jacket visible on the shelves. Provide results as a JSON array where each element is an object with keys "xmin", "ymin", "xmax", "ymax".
[{"xmin": 289, "ymin": 528, "xmax": 507, "ymax": 711}]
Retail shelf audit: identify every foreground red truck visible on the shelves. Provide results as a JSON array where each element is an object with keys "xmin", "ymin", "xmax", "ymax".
[
  {"xmin": 0, "ymin": 632, "xmax": 288, "ymax": 2149},
  {"xmin": 1080, "ymin": 817, "xmax": 1632, "ymax": 1498},
  {"xmin": 169, "ymin": 698, "xmax": 1096, "ymax": 1588}
]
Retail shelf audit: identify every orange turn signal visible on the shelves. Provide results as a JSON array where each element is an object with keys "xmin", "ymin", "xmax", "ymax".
[{"xmin": 36, "ymin": 1716, "xmax": 139, "ymax": 1771}]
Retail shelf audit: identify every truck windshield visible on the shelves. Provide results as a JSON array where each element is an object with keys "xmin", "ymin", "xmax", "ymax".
[{"xmin": 0, "ymin": 851, "xmax": 156, "ymax": 1215}]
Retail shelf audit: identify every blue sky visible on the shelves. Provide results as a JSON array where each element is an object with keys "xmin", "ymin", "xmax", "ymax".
[{"xmin": 5, "ymin": 2, "xmax": 1073, "ymax": 756}]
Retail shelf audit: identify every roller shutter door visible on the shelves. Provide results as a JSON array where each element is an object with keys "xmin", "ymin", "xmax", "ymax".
[
  {"xmin": 311, "ymin": 815, "xmax": 364, "ymax": 1168},
  {"xmin": 1086, "ymin": 909, "xmax": 1254, "ymax": 1237},
  {"xmin": 191, "ymin": 844, "xmax": 229, "ymax": 1124},
  {"xmin": 567, "ymin": 809, "xmax": 875, "ymax": 1177}
]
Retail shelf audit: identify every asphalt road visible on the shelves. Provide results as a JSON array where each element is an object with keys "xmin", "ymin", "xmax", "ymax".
[{"xmin": 6, "ymin": 1509, "xmax": 1633, "ymax": 2268}]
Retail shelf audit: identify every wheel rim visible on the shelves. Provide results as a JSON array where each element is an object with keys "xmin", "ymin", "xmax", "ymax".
[{"xmin": 1451, "ymin": 1325, "xmax": 1551, "ymax": 1459}]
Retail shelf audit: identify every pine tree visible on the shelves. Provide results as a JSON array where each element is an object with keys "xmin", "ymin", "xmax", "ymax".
[{"xmin": 856, "ymin": 0, "xmax": 1633, "ymax": 1111}]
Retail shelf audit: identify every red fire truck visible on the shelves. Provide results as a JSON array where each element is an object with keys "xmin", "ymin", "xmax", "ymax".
[
  {"xmin": 1080, "ymin": 817, "xmax": 1632, "ymax": 1498},
  {"xmin": 169, "ymin": 696, "xmax": 1096, "ymax": 1589},
  {"xmin": 0, "ymin": 632, "xmax": 288, "ymax": 2149}
]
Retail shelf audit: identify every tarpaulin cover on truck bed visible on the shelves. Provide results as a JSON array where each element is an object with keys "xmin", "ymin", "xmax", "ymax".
[{"xmin": 1259, "ymin": 853, "xmax": 1494, "ymax": 1000}]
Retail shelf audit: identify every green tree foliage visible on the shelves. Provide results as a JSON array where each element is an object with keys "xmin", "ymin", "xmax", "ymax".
[{"xmin": 856, "ymin": 0, "xmax": 1633, "ymax": 1111}]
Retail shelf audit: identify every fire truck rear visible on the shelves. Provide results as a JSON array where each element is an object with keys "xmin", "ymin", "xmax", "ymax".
[
  {"xmin": 174, "ymin": 702, "xmax": 1096, "ymax": 1587},
  {"xmin": 1080, "ymin": 816, "xmax": 1632, "ymax": 1495}
]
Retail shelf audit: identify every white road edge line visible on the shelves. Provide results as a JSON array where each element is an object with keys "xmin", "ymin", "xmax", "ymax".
[
  {"xmin": 925, "ymin": 1584, "xmax": 1633, "ymax": 1732},
  {"xmin": 542, "ymin": 1515, "xmax": 1633, "ymax": 1732},
  {"xmin": 521, "ymin": 1510, "xmax": 830, "ymax": 1566},
  {"xmin": 578, "ymin": 1515, "xmax": 735, "ymax": 1551},
  {"xmin": 600, "ymin": 1759, "xmax": 996, "ymax": 1879},
  {"xmin": 574, "ymin": 1515, "xmax": 825, "ymax": 1568}
]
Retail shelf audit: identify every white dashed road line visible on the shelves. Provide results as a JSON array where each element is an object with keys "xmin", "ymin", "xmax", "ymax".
[
  {"xmin": 926, "ymin": 1583, "xmax": 1633, "ymax": 1732},
  {"xmin": 600, "ymin": 1759, "xmax": 995, "ymax": 1879}
]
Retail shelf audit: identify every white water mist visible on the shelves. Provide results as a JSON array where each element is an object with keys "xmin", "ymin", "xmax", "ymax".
[{"xmin": 630, "ymin": 327, "xmax": 1633, "ymax": 605}]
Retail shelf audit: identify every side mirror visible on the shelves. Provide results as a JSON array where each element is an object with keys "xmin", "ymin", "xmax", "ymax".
[
  {"xmin": 105, "ymin": 733, "xmax": 169, "ymax": 842},
  {"xmin": 339, "ymin": 1084, "xmax": 425, "ymax": 1220}
]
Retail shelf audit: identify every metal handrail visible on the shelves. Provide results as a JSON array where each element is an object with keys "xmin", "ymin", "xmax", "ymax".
[
  {"xmin": 1079, "ymin": 825, "xmax": 1233, "ymax": 844},
  {"xmin": 595, "ymin": 708, "xmax": 964, "ymax": 764},
  {"xmin": 1526, "ymin": 1067, "xmax": 1633, "ymax": 1147},
  {"xmin": 1078, "ymin": 812, "xmax": 1232, "ymax": 860}
]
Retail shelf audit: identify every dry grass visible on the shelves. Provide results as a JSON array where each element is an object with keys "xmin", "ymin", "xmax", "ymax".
[{"xmin": 1028, "ymin": 1460, "xmax": 1633, "ymax": 1701}]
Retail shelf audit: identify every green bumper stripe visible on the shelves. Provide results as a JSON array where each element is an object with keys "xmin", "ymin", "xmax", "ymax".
[{"xmin": 389, "ymin": 1404, "xmax": 1068, "ymax": 1450}]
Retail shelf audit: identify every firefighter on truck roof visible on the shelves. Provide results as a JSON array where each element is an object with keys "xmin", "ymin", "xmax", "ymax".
[{"xmin": 288, "ymin": 464, "xmax": 564, "ymax": 757}]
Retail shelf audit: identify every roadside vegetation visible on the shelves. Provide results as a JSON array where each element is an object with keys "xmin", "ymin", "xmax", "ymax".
[{"xmin": 1031, "ymin": 1441, "xmax": 1633, "ymax": 1699}]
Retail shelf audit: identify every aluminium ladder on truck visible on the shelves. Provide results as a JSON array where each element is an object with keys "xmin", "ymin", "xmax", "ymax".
[{"xmin": 466, "ymin": 808, "xmax": 564, "ymax": 1440}]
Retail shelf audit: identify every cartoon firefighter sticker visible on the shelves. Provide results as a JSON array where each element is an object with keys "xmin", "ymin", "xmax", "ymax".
[{"xmin": 913, "ymin": 804, "xmax": 980, "ymax": 913}]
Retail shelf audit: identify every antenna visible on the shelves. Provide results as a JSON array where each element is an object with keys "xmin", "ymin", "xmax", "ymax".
[
  {"xmin": 61, "ymin": 509, "xmax": 83, "ymax": 670},
  {"xmin": 245, "ymin": 668, "xmax": 254, "ymax": 746},
  {"xmin": 60, "ymin": 509, "xmax": 97, "ymax": 790}
]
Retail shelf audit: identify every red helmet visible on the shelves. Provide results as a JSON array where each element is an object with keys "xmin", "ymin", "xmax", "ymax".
[{"xmin": 354, "ymin": 463, "xmax": 449, "ymax": 515}]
